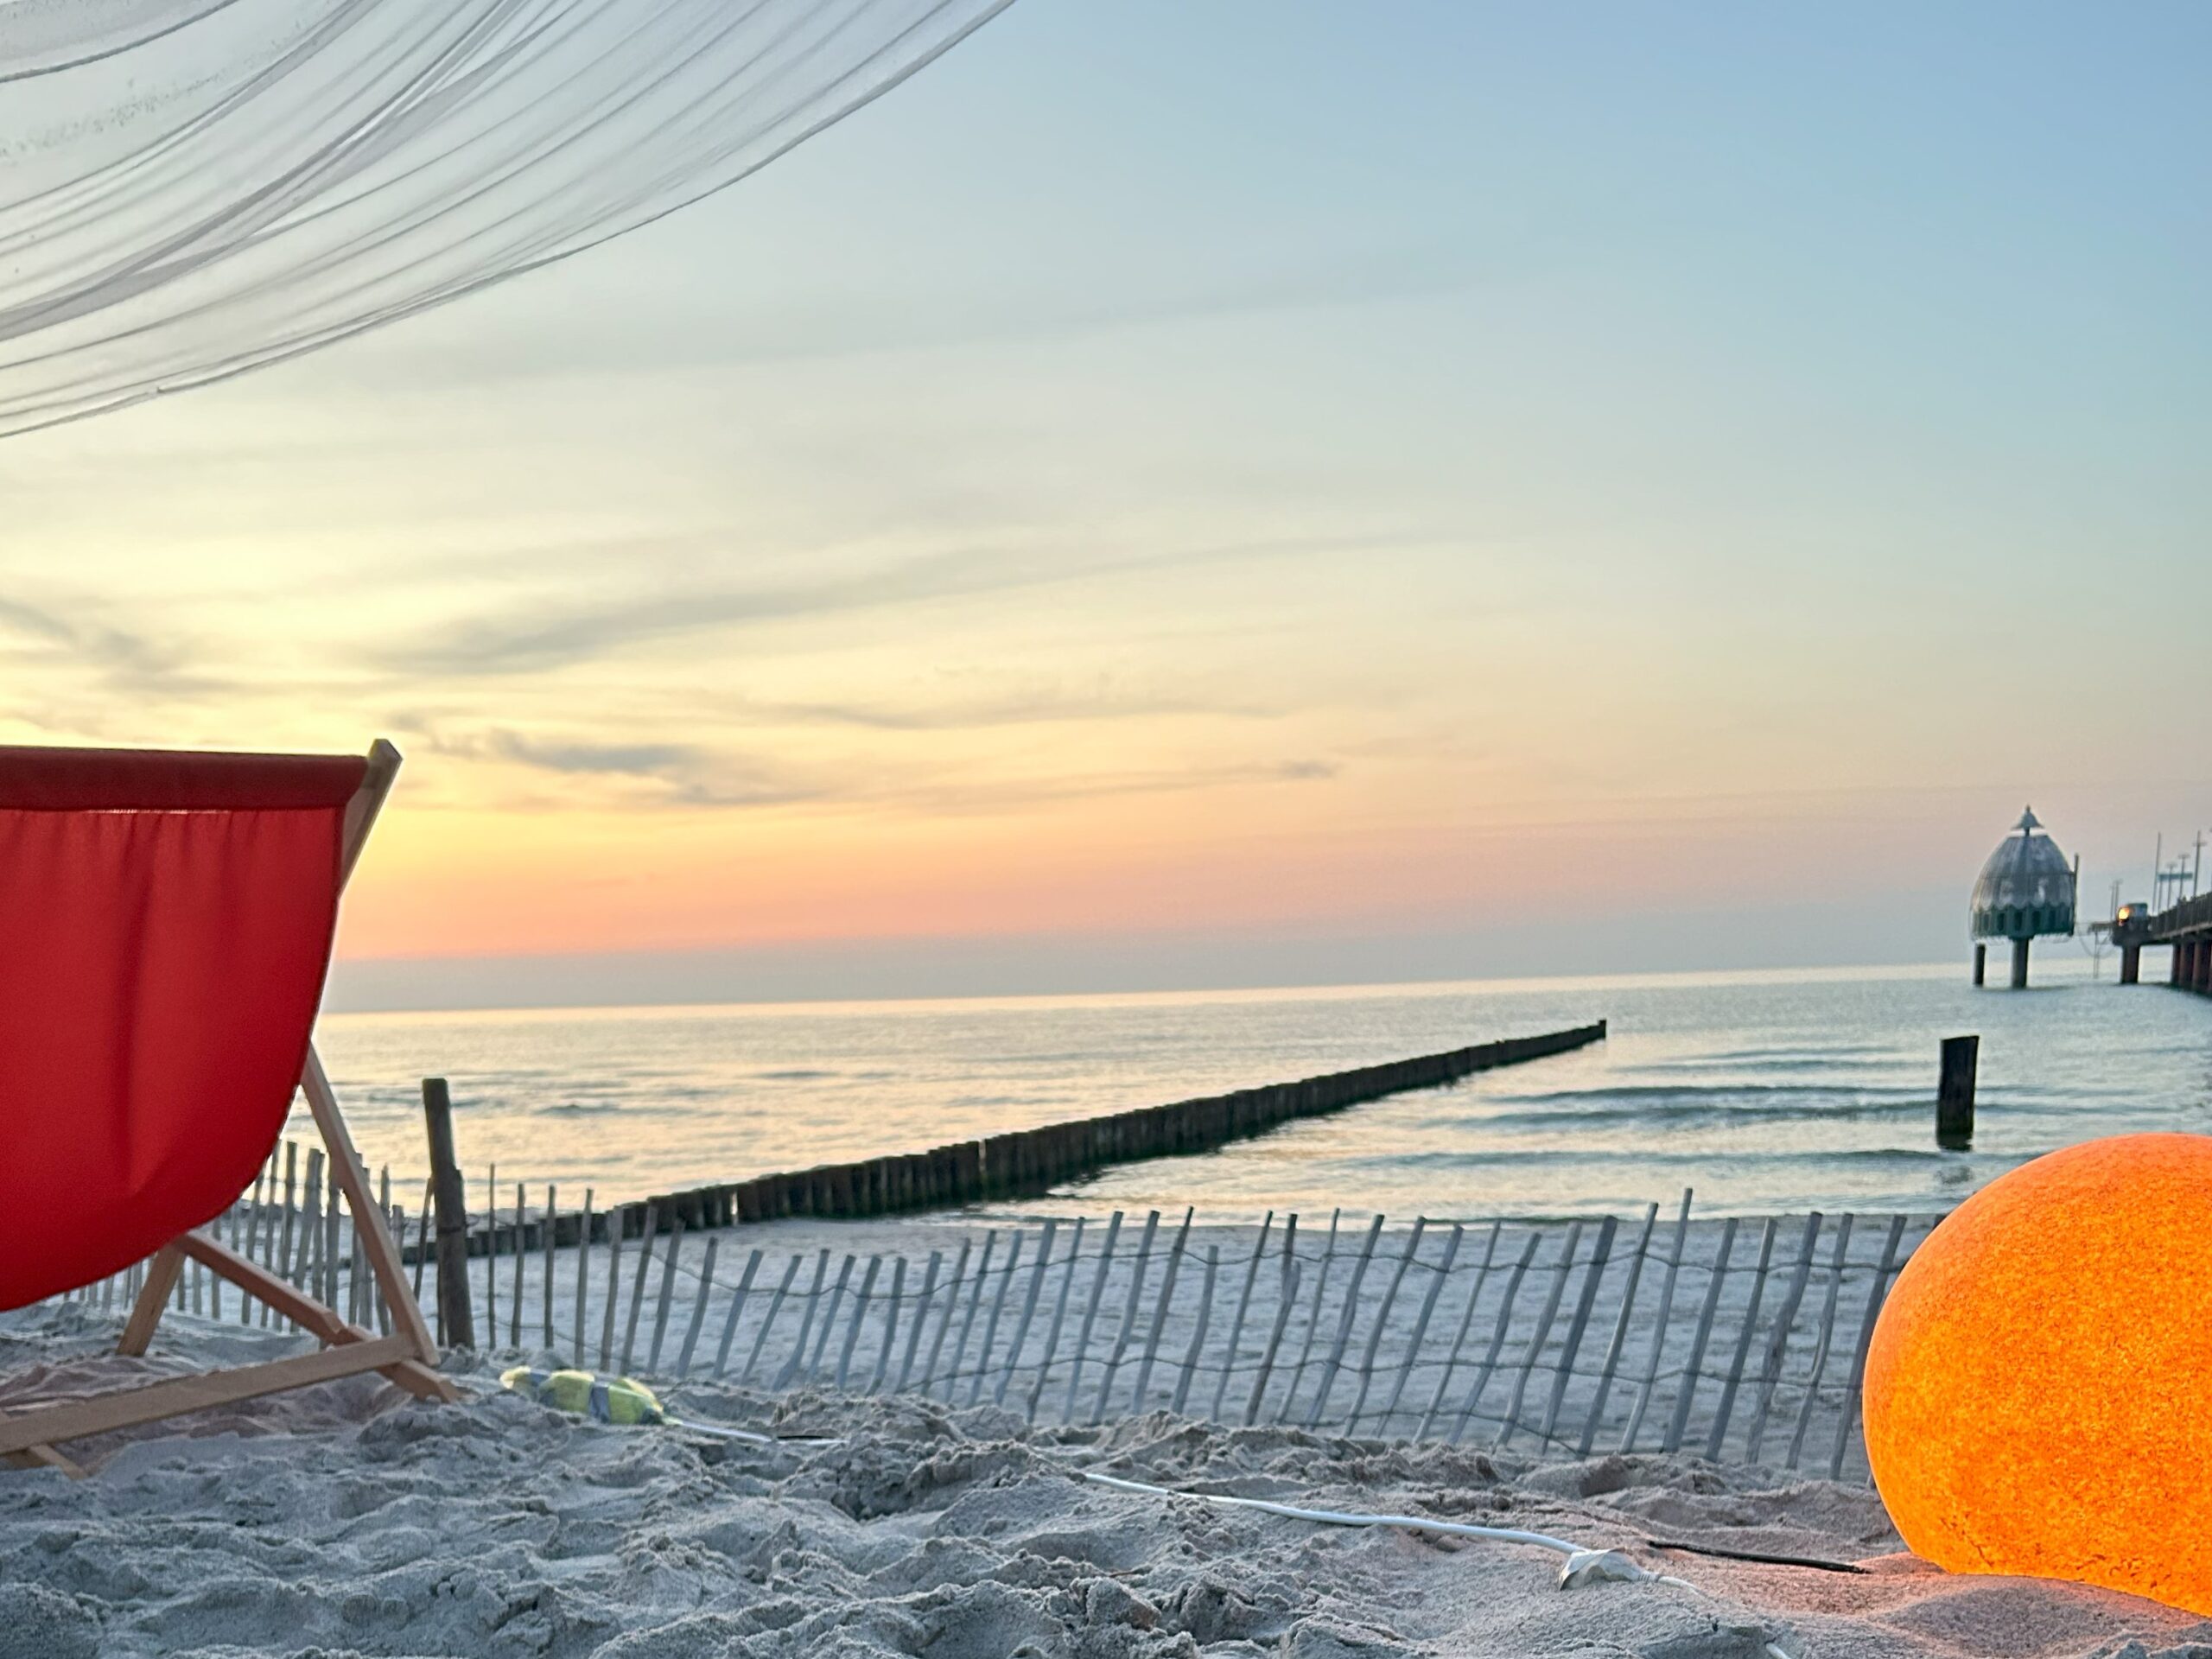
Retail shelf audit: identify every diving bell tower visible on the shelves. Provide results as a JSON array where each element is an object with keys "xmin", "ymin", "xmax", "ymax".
[{"xmin": 1970, "ymin": 807, "xmax": 2078, "ymax": 988}]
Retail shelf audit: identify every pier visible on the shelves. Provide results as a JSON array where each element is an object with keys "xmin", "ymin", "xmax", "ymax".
[
  {"xmin": 1967, "ymin": 804, "xmax": 2210, "ymax": 998},
  {"xmin": 2115, "ymin": 893, "xmax": 2212, "ymax": 996}
]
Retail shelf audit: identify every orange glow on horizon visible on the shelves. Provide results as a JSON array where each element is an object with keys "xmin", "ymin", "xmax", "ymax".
[{"xmin": 331, "ymin": 779, "xmax": 1959, "ymax": 961}]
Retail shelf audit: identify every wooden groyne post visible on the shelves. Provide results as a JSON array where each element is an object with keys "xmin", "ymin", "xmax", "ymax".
[
  {"xmin": 421, "ymin": 1077, "xmax": 475, "ymax": 1348},
  {"xmin": 1936, "ymin": 1035, "xmax": 1977, "ymax": 1151}
]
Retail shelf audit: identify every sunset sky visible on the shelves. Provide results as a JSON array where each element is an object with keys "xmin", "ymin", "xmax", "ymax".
[{"xmin": 3, "ymin": 3, "xmax": 2206, "ymax": 1007}]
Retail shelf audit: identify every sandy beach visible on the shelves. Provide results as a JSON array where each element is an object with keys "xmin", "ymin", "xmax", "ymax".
[{"xmin": 3, "ymin": 1299, "xmax": 2207, "ymax": 1659}]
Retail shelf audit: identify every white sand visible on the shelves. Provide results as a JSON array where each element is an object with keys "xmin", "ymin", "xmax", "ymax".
[{"xmin": 4, "ymin": 1303, "xmax": 2209, "ymax": 1659}]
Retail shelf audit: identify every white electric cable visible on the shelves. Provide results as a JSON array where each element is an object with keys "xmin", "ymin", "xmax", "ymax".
[
  {"xmin": 1082, "ymin": 1470, "xmax": 1596, "ymax": 1557},
  {"xmin": 1077, "ymin": 1470, "xmax": 1804, "ymax": 1659},
  {"xmin": 667, "ymin": 1415, "xmax": 843, "ymax": 1447},
  {"xmin": 663, "ymin": 1416, "xmax": 778, "ymax": 1445}
]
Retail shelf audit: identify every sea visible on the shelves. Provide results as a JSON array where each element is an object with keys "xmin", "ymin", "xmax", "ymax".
[{"xmin": 309, "ymin": 957, "xmax": 2212, "ymax": 1222}]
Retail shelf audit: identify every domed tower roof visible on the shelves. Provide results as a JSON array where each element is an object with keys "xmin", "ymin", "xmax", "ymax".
[{"xmin": 1971, "ymin": 807, "xmax": 2076, "ymax": 941}]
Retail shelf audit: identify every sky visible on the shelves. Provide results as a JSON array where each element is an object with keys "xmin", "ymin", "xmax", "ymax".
[{"xmin": 3, "ymin": 2, "xmax": 2208, "ymax": 1009}]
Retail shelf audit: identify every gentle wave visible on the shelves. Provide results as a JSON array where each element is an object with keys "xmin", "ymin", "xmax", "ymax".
[
  {"xmin": 1464, "ymin": 1082, "xmax": 1929, "ymax": 1107},
  {"xmin": 1679, "ymin": 1044, "xmax": 1897, "ymax": 1063},
  {"xmin": 1638, "ymin": 1055, "xmax": 1906, "ymax": 1075},
  {"xmin": 1445, "ymin": 1100, "xmax": 1929, "ymax": 1131},
  {"xmin": 1363, "ymin": 1145, "xmax": 1966, "ymax": 1169}
]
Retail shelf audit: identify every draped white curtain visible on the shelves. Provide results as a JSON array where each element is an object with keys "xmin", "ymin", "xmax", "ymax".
[{"xmin": 0, "ymin": 0, "xmax": 1014, "ymax": 435}]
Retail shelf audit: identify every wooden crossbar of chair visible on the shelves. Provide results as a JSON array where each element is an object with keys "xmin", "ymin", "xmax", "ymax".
[{"xmin": 5, "ymin": 741, "xmax": 459, "ymax": 1472}]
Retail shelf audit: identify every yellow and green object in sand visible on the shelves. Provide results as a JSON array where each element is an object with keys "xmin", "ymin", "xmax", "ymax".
[{"xmin": 499, "ymin": 1366, "xmax": 666, "ymax": 1426}]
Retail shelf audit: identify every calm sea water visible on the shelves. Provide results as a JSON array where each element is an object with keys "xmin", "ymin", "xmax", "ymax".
[{"xmin": 309, "ymin": 958, "xmax": 2212, "ymax": 1220}]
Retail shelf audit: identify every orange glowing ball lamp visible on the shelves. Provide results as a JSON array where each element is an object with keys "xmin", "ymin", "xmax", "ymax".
[{"xmin": 1866, "ymin": 1133, "xmax": 2212, "ymax": 1615}]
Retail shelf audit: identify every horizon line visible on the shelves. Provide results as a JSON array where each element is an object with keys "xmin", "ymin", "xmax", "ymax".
[{"xmin": 319, "ymin": 956, "xmax": 2012, "ymax": 1021}]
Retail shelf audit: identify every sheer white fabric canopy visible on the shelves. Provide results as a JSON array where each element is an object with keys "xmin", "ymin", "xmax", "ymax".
[{"xmin": 0, "ymin": 0, "xmax": 1013, "ymax": 435}]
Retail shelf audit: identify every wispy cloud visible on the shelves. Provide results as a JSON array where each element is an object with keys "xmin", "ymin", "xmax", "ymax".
[
  {"xmin": 730, "ymin": 683, "xmax": 1288, "ymax": 733},
  {"xmin": 0, "ymin": 594, "xmax": 213, "ymax": 698},
  {"xmin": 367, "ymin": 531, "xmax": 1396, "ymax": 681},
  {"xmin": 887, "ymin": 757, "xmax": 1342, "ymax": 816},
  {"xmin": 416, "ymin": 728, "xmax": 831, "ymax": 809},
  {"xmin": 372, "ymin": 546, "xmax": 1046, "ymax": 677},
  {"xmin": 416, "ymin": 719, "xmax": 1339, "ymax": 816}
]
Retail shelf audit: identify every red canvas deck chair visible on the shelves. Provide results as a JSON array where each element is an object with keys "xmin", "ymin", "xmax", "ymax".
[{"xmin": 0, "ymin": 741, "xmax": 457, "ymax": 1474}]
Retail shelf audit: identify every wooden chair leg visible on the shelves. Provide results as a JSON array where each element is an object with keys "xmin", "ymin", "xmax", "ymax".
[
  {"xmin": 0, "ymin": 1246, "xmax": 184, "ymax": 1475},
  {"xmin": 0, "ymin": 1336, "xmax": 417, "ymax": 1458},
  {"xmin": 118, "ymin": 1244, "xmax": 185, "ymax": 1357},
  {"xmin": 1, "ymin": 1229, "xmax": 450, "ymax": 1473},
  {"xmin": 179, "ymin": 1230, "xmax": 459, "ymax": 1403},
  {"xmin": 301, "ymin": 1046, "xmax": 442, "ymax": 1366},
  {"xmin": 3, "ymin": 1443, "xmax": 86, "ymax": 1478}
]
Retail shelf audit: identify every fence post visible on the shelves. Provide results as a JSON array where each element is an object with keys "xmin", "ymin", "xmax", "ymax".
[{"xmin": 421, "ymin": 1077, "xmax": 474, "ymax": 1350}]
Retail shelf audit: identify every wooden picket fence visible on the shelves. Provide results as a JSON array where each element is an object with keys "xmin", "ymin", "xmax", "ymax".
[
  {"xmin": 536, "ymin": 1199, "xmax": 1929, "ymax": 1483},
  {"xmin": 37, "ymin": 1172, "xmax": 1935, "ymax": 1483}
]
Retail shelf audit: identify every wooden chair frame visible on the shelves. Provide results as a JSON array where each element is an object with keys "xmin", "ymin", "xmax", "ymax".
[{"xmin": 0, "ymin": 740, "xmax": 459, "ymax": 1476}]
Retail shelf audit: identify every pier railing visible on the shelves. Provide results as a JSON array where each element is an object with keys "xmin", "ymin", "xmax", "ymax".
[{"xmin": 2140, "ymin": 891, "xmax": 2212, "ymax": 944}]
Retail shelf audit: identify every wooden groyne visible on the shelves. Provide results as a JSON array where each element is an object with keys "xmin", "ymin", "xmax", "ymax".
[
  {"xmin": 634, "ymin": 1020, "xmax": 1606, "ymax": 1235},
  {"xmin": 367, "ymin": 1020, "xmax": 1605, "ymax": 1260}
]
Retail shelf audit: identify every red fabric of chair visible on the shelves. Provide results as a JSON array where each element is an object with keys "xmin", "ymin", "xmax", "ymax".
[{"xmin": 0, "ymin": 748, "xmax": 367, "ymax": 1309}]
